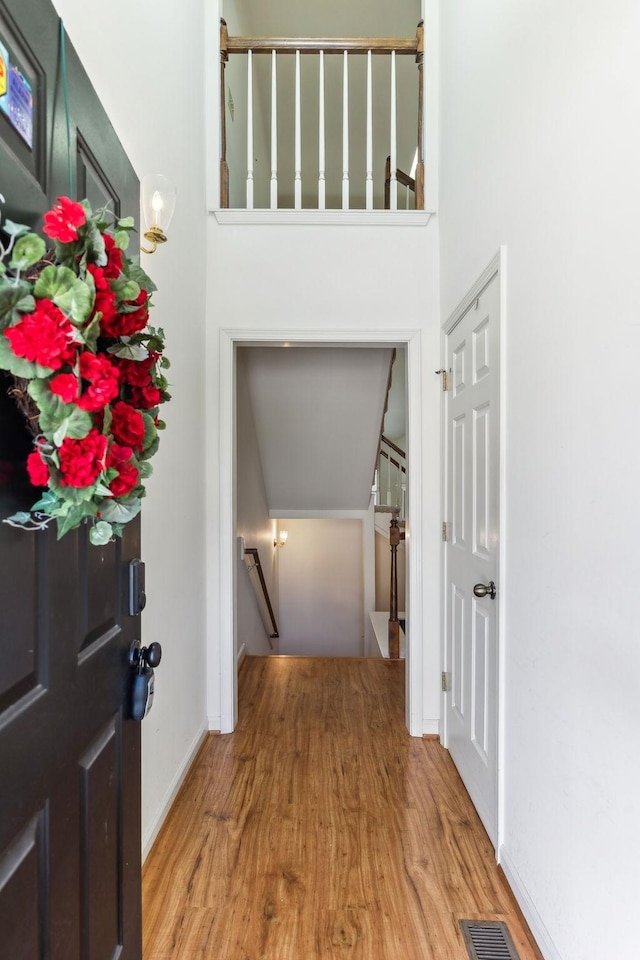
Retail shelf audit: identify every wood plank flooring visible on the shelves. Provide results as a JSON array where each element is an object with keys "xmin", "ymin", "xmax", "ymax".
[{"xmin": 143, "ymin": 657, "xmax": 542, "ymax": 960}]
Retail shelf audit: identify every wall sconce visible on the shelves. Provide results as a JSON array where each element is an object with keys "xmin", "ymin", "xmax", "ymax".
[
  {"xmin": 141, "ymin": 174, "xmax": 177, "ymax": 254},
  {"xmin": 274, "ymin": 530, "xmax": 288, "ymax": 548}
]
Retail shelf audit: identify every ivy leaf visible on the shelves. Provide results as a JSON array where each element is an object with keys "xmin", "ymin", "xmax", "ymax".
[
  {"xmin": 82, "ymin": 314, "xmax": 101, "ymax": 352},
  {"xmin": 5, "ymin": 511, "xmax": 32, "ymax": 524},
  {"xmin": 126, "ymin": 262, "xmax": 157, "ymax": 294},
  {"xmin": 9, "ymin": 233, "xmax": 46, "ymax": 270},
  {"xmin": 55, "ymin": 501, "xmax": 97, "ymax": 538},
  {"xmin": 107, "ymin": 341, "xmax": 148, "ymax": 361},
  {"xmin": 0, "ymin": 330, "xmax": 53, "ymax": 378},
  {"xmin": 30, "ymin": 490, "xmax": 59, "ymax": 513},
  {"xmin": 89, "ymin": 520, "xmax": 113, "ymax": 546},
  {"xmin": 114, "ymin": 229, "xmax": 130, "ymax": 251},
  {"xmin": 117, "ymin": 216, "xmax": 135, "ymax": 230},
  {"xmin": 0, "ymin": 280, "xmax": 35, "ymax": 330},
  {"xmin": 96, "ymin": 496, "xmax": 141, "ymax": 524},
  {"xmin": 2, "ymin": 219, "xmax": 31, "ymax": 238}
]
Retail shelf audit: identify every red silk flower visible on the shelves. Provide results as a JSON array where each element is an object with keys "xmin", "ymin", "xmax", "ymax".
[
  {"xmin": 107, "ymin": 443, "xmax": 139, "ymax": 497},
  {"xmin": 42, "ymin": 197, "xmax": 86, "ymax": 243},
  {"xmin": 102, "ymin": 234, "xmax": 124, "ymax": 279},
  {"xmin": 77, "ymin": 351, "xmax": 120, "ymax": 412},
  {"xmin": 110, "ymin": 402, "xmax": 145, "ymax": 452},
  {"xmin": 58, "ymin": 430, "xmax": 108, "ymax": 488},
  {"xmin": 26, "ymin": 451, "xmax": 50, "ymax": 487},
  {"xmin": 50, "ymin": 373, "xmax": 80, "ymax": 403},
  {"xmin": 4, "ymin": 299, "xmax": 77, "ymax": 370}
]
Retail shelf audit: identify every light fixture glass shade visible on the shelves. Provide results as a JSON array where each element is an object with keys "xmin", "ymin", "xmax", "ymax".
[
  {"xmin": 141, "ymin": 174, "xmax": 177, "ymax": 234},
  {"xmin": 279, "ymin": 530, "xmax": 288, "ymax": 545}
]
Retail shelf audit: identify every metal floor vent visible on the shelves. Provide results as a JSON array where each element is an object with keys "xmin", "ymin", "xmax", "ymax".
[{"xmin": 460, "ymin": 920, "xmax": 521, "ymax": 960}]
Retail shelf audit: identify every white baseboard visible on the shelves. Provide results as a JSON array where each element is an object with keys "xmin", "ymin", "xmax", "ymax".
[
  {"xmin": 423, "ymin": 718, "xmax": 439, "ymax": 736},
  {"xmin": 498, "ymin": 845, "xmax": 563, "ymax": 960},
  {"xmin": 142, "ymin": 721, "xmax": 208, "ymax": 862}
]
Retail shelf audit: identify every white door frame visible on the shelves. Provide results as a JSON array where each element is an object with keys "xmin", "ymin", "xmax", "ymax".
[
  {"xmin": 440, "ymin": 248, "xmax": 507, "ymax": 851},
  {"xmin": 218, "ymin": 327, "xmax": 425, "ymax": 736}
]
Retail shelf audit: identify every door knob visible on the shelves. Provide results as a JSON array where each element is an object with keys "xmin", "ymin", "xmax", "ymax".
[{"xmin": 473, "ymin": 581, "xmax": 496, "ymax": 600}]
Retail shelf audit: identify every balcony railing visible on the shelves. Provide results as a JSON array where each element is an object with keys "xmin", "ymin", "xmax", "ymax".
[{"xmin": 219, "ymin": 20, "xmax": 425, "ymax": 212}]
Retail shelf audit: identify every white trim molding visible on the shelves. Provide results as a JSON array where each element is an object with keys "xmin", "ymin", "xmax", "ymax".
[
  {"xmin": 142, "ymin": 722, "xmax": 208, "ymax": 861},
  {"xmin": 213, "ymin": 209, "xmax": 434, "ymax": 227},
  {"xmin": 219, "ymin": 328, "xmax": 426, "ymax": 737},
  {"xmin": 499, "ymin": 847, "xmax": 563, "ymax": 960}
]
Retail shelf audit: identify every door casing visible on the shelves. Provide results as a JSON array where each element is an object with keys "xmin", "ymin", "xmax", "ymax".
[
  {"xmin": 217, "ymin": 328, "xmax": 425, "ymax": 736},
  {"xmin": 440, "ymin": 248, "xmax": 507, "ymax": 853}
]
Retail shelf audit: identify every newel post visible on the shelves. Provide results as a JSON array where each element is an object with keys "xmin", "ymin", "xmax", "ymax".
[
  {"xmin": 220, "ymin": 18, "xmax": 229, "ymax": 208},
  {"xmin": 415, "ymin": 20, "xmax": 425, "ymax": 210},
  {"xmin": 388, "ymin": 516, "xmax": 401, "ymax": 660}
]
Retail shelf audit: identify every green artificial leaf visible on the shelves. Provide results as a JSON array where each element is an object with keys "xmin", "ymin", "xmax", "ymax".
[
  {"xmin": 110, "ymin": 278, "xmax": 140, "ymax": 302},
  {"xmin": 82, "ymin": 314, "xmax": 101, "ymax": 352},
  {"xmin": 94, "ymin": 482, "xmax": 113, "ymax": 497},
  {"xmin": 107, "ymin": 341, "xmax": 149, "ymax": 361},
  {"xmin": 96, "ymin": 496, "xmax": 141, "ymax": 524},
  {"xmin": 48, "ymin": 471, "xmax": 97, "ymax": 504},
  {"xmin": 89, "ymin": 520, "xmax": 113, "ymax": 546},
  {"xmin": 34, "ymin": 265, "xmax": 93, "ymax": 325},
  {"xmin": 110, "ymin": 522, "xmax": 124, "ymax": 539},
  {"xmin": 5, "ymin": 511, "xmax": 32, "ymax": 524},
  {"xmin": 160, "ymin": 356, "xmax": 170, "ymax": 369},
  {"xmin": 141, "ymin": 412, "xmax": 157, "ymax": 452},
  {"xmin": 0, "ymin": 280, "xmax": 35, "ymax": 330},
  {"xmin": 55, "ymin": 500, "xmax": 97, "ymax": 539},
  {"xmin": 139, "ymin": 434, "xmax": 159, "ymax": 461},
  {"xmin": 117, "ymin": 216, "xmax": 135, "ymax": 230},
  {"xmin": 29, "ymin": 380, "xmax": 92, "ymax": 442},
  {"xmin": 30, "ymin": 490, "xmax": 59, "ymax": 513},
  {"xmin": 155, "ymin": 419, "xmax": 166, "ymax": 430},
  {"xmin": 9, "ymin": 233, "xmax": 46, "ymax": 270},
  {"xmin": 2, "ymin": 219, "xmax": 31, "ymax": 238},
  {"xmin": 102, "ymin": 403, "xmax": 113, "ymax": 437},
  {"xmin": 114, "ymin": 229, "xmax": 130, "ymax": 251},
  {"xmin": 0, "ymin": 330, "xmax": 53, "ymax": 378},
  {"xmin": 83, "ymin": 218, "xmax": 106, "ymax": 266},
  {"xmin": 138, "ymin": 460, "xmax": 153, "ymax": 479},
  {"xmin": 126, "ymin": 262, "xmax": 157, "ymax": 294}
]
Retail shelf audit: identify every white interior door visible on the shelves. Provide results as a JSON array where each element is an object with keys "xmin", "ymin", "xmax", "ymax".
[{"xmin": 445, "ymin": 270, "xmax": 500, "ymax": 847}]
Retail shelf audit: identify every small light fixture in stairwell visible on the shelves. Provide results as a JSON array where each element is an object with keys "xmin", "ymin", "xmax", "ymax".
[
  {"xmin": 140, "ymin": 174, "xmax": 177, "ymax": 254},
  {"xmin": 274, "ymin": 530, "xmax": 288, "ymax": 548}
]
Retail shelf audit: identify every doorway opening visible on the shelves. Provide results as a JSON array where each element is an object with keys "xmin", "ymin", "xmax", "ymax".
[{"xmin": 218, "ymin": 329, "xmax": 426, "ymax": 736}]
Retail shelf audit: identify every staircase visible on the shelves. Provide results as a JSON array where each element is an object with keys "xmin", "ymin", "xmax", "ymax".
[{"xmin": 372, "ymin": 433, "xmax": 407, "ymax": 660}]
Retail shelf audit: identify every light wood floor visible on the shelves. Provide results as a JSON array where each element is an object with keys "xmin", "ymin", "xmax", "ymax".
[{"xmin": 143, "ymin": 657, "xmax": 542, "ymax": 960}]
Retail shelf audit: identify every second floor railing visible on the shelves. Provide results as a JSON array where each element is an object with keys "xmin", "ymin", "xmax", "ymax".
[{"xmin": 219, "ymin": 19, "xmax": 425, "ymax": 212}]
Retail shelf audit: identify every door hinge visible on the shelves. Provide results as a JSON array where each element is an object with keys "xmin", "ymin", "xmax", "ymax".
[
  {"xmin": 441, "ymin": 671, "xmax": 450, "ymax": 693},
  {"xmin": 442, "ymin": 521, "xmax": 449, "ymax": 542},
  {"xmin": 435, "ymin": 368, "xmax": 449, "ymax": 391}
]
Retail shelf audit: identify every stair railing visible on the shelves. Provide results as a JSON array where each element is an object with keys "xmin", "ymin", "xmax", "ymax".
[
  {"xmin": 243, "ymin": 548, "xmax": 279, "ymax": 646},
  {"xmin": 219, "ymin": 19, "xmax": 425, "ymax": 211},
  {"xmin": 374, "ymin": 434, "xmax": 407, "ymax": 520}
]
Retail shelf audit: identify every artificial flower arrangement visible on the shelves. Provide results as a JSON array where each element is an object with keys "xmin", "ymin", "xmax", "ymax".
[{"xmin": 0, "ymin": 196, "xmax": 169, "ymax": 545}]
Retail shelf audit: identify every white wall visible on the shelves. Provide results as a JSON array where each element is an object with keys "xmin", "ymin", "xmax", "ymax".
[
  {"xmin": 236, "ymin": 350, "xmax": 279, "ymax": 655},
  {"xmin": 439, "ymin": 3, "xmax": 640, "ymax": 958},
  {"xmin": 278, "ymin": 519, "xmax": 364, "ymax": 656},
  {"xmin": 52, "ymin": 0, "xmax": 209, "ymax": 856}
]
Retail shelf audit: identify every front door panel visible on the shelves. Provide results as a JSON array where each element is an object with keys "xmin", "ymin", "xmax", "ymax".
[{"xmin": 0, "ymin": 0, "xmax": 142, "ymax": 955}]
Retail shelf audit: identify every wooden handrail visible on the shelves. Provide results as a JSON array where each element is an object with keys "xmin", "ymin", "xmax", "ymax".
[
  {"xmin": 244, "ymin": 548, "xmax": 279, "ymax": 639},
  {"xmin": 384, "ymin": 156, "xmax": 415, "ymax": 209},
  {"xmin": 381, "ymin": 434, "xmax": 406, "ymax": 460},
  {"xmin": 226, "ymin": 36, "xmax": 419, "ymax": 56}
]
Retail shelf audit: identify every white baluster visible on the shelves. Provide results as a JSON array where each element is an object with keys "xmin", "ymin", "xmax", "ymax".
[
  {"xmin": 389, "ymin": 50, "xmax": 397, "ymax": 211},
  {"xmin": 246, "ymin": 51, "xmax": 254, "ymax": 210},
  {"xmin": 366, "ymin": 50, "xmax": 373, "ymax": 210},
  {"xmin": 318, "ymin": 51, "xmax": 326, "ymax": 210},
  {"xmin": 270, "ymin": 50, "xmax": 278, "ymax": 210},
  {"xmin": 294, "ymin": 49, "xmax": 302, "ymax": 209},
  {"xmin": 386, "ymin": 450, "xmax": 391, "ymax": 506},
  {"xmin": 342, "ymin": 51, "xmax": 349, "ymax": 210}
]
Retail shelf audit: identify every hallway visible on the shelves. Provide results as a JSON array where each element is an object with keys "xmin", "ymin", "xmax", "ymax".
[{"xmin": 143, "ymin": 658, "xmax": 542, "ymax": 959}]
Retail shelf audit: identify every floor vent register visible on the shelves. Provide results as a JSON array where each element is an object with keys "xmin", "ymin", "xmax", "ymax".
[{"xmin": 460, "ymin": 920, "xmax": 521, "ymax": 960}]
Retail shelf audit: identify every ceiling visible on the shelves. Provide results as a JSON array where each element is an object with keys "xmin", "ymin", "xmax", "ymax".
[
  {"xmin": 224, "ymin": 0, "xmax": 422, "ymax": 209},
  {"xmin": 241, "ymin": 346, "xmax": 395, "ymax": 512}
]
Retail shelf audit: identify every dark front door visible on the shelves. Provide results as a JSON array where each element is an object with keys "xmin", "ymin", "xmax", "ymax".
[{"xmin": 0, "ymin": 1, "xmax": 143, "ymax": 957}]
